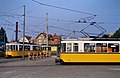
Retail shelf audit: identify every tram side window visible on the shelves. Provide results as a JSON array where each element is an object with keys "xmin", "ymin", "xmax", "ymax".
[
  {"xmin": 16, "ymin": 45, "xmax": 18, "ymax": 51},
  {"xmin": 11, "ymin": 45, "xmax": 15, "ymax": 51},
  {"xmin": 25, "ymin": 46, "xmax": 30, "ymax": 50},
  {"xmin": 84, "ymin": 43, "xmax": 95, "ymax": 52},
  {"xmin": 73, "ymin": 43, "xmax": 78, "ymax": 52},
  {"xmin": 41, "ymin": 47, "xmax": 45, "ymax": 51},
  {"xmin": 96, "ymin": 43, "xmax": 107, "ymax": 52},
  {"xmin": 108, "ymin": 43, "xmax": 119, "ymax": 53},
  {"xmin": 41, "ymin": 47, "xmax": 51, "ymax": 51},
  {"xmin": 62, "ymin": 43, "xmax": 66, "ymax": 52},
  {"xmin": 67, "ymin": 43, "xmax": 72, "ymax": 52},
  {"xmin": 19, "ymin": 45, "xmax": 23, "ymax": 51},
  {"xmin": 33, "ymin": 46, "xmax": 40, "ymax": 51},
  {"xmin": 48, "ymin": 47, "xmax": 51, "ymax": 51}
]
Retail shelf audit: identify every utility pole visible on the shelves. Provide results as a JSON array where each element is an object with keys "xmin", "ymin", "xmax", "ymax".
[
  {"xmin": 22, "ymin": 5, "xmax": 26, "ymax": 60},
  {"xmin": 4, "ymin": 29, "xmax": 6, "ymax": 51},
  {"xmin": 46, "ymin": 13, "xmax": 49, "ymax": 57},
  {"xmin": 15, "ymin": 22, "xmax": 18, "ymax": 42},
  {"xmin": 73, "ymin": 30, "xmax": 75, "ymax": 39}
]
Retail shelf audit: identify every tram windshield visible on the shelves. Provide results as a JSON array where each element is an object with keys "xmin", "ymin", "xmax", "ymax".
[{"xmin": 61, "ymin": 43, "xmax": 66, "ymax": 52}]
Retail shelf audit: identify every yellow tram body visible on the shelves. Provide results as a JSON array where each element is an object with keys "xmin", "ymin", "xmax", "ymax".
[
  {"xmin": 5, "ymin": 42, "xmax": 40, "ymax": 57},
  {"xmin": 5, "ymin": 51, "xmax": 39, "ymax": 57},
  {"xmin": 60, "ymin": 53, "xmax": 120, "ymax": 63},
  {"xmin": 56, "ymin": 38, "xmax": 120, "ymax": 64}
]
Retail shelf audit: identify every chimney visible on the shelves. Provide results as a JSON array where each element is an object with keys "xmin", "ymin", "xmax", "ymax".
[{"xmin": 16, "ymin": 22, "xmax": 18, "ymax": 42}]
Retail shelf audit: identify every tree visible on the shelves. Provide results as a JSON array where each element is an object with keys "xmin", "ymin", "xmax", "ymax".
[
  {"xmin": 0, "ymin": 27, "xmax": 8, "ymax": 42},
  {"xmin": 112, "ymin": 28, "xmax": 120, "ymax": 38},
  {"xmin": 101, "ymin": 34, "xmax": 109, "ymax": 38}
]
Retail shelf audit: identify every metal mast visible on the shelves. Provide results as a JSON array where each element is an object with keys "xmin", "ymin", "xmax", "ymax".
[
  {"xmin": 46, "ymin": 13, "xmax": 49, "ymax": 57},
  {"xmin": 22, "ymin": 5, "xmax": 26, "ymax": 59}
]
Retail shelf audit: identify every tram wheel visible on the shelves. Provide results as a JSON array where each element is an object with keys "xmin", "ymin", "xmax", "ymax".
[
  {"xmin": 5, "ymin": 55, "xmax": 12, "ymax": 58},
  {"xmin": 60, "ymin": 59, "xmax": 64, "ymax": 64}
]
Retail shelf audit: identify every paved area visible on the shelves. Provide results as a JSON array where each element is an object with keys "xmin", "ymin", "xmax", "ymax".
[
  {"xmin": 0, "ymin": 57, "xmax": 54, "ymax": 66},
  {"xmin": 0, "ymin": 57, "xmax": 120, "ymax": 78},
  {"xmin": 0, "ymin": 58, "xmax": 21, "ymax": 63}
]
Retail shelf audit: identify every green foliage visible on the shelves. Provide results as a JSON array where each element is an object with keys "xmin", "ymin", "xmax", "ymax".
[
  {"xmin": 0, "ymin": 27, "xmax": 8, "ymax": 42},
  {"xmin": 112, "ymin": 28, "xmax": 120, "ymax": 38},
  {"xmin": 101, "ymin": 34, "xmax": 109, "ymax": 38}
]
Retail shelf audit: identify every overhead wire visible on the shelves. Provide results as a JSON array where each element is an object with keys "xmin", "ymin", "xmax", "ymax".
[
  {"xmin": 7, "ymin": 6, "xmax": 23, "ymax": 13},
  {"xmin": 32, "ymin": 0, "xmax": 96, "ymax": 16},
  {"xmin": 1, "ymin": 5, "xmax": 120, "ymax": 39},
  {"xmin": 49, "ymin": 25, "xmax": 83, "ymax": 38},
  {"xmin": 0, "ymin": 9, "xmax": 21, "ymax": 27},
  {"xmin": 1, "ymin": 11, "xmax": 120, "ymax": 25},
  {"xmin": 49, "ymin": 25, "xmax": 71, "ymax": 32}
]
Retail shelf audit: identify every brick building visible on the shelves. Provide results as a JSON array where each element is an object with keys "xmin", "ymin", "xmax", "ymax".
[{"xmin": 35, "ymin": 32, "xmax": 60, "ymax": 45}]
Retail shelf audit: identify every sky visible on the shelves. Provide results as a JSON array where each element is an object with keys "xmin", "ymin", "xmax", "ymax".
[{"xmin": 0, "ymin": 0, "xmax": 120, "ymax": 41}]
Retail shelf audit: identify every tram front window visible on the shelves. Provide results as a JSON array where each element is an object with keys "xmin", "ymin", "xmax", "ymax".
[
  {"xmin": 62, "ymin": 43, "xmax": 66, "ymax": 52},
  {"xmin": 6, "ymin": 45, "xmax": 11, "ymax": 51}
]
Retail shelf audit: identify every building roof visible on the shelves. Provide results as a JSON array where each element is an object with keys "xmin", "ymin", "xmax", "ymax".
[
  {"xmin": 25, "ymin": 36, "xmax": 32, "ymax": 40},
  {"xmin": 53, "ymin": 33, "xmax": 60, "ymax": 39},
  {"xmin": 36, "ymin": 32, "xmax": 52, "ymax": 39}
]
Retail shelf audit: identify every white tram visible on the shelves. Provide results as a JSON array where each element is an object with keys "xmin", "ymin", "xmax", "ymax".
[{"xmin": 56, "ymin": 38, "xmax": 120, "ymax": 64}]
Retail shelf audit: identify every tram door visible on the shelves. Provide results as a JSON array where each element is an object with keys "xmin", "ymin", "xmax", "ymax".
[{"xmin": 108, "ymin": 43, "xmax": 119, "ymax": 52}]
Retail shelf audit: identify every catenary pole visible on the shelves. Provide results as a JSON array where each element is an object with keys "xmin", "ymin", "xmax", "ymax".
[
  {"xmin": 46, "ymin": 13, "xmax": 49, "ymax": 57},
  {"xmin": 22, "ymin": 5, "xmax": 26, "ymax": 59}
]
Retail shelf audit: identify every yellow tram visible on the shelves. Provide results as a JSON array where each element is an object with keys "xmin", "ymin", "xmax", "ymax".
[
  {"xmin": 5, "ymin": 42, "xmax": 40, "ymax": 57},
  {"xmin": 55, "ymin": 38, "xmax": 120, "ymax": 64}
]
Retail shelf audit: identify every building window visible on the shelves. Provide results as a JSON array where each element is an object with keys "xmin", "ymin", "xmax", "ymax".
[
  {"xmin": 44, "ymin": 40, "xmax": 46, "ymax": 43},
  {"xmin": 39, "ymin": 40, "xmax": 42, "ymax": 42},
  {"xmin": 39, "ymin": 37, "xmax": 42, "ymax": 39}
]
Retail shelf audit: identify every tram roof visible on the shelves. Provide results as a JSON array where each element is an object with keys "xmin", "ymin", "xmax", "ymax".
[
  {"xmin": 62, "ymin": 38, "xmax": 120, "ymax": 41},
  {"xmin": 6, "ymin": 42, "xmax": 40, "ymax": 46}
]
